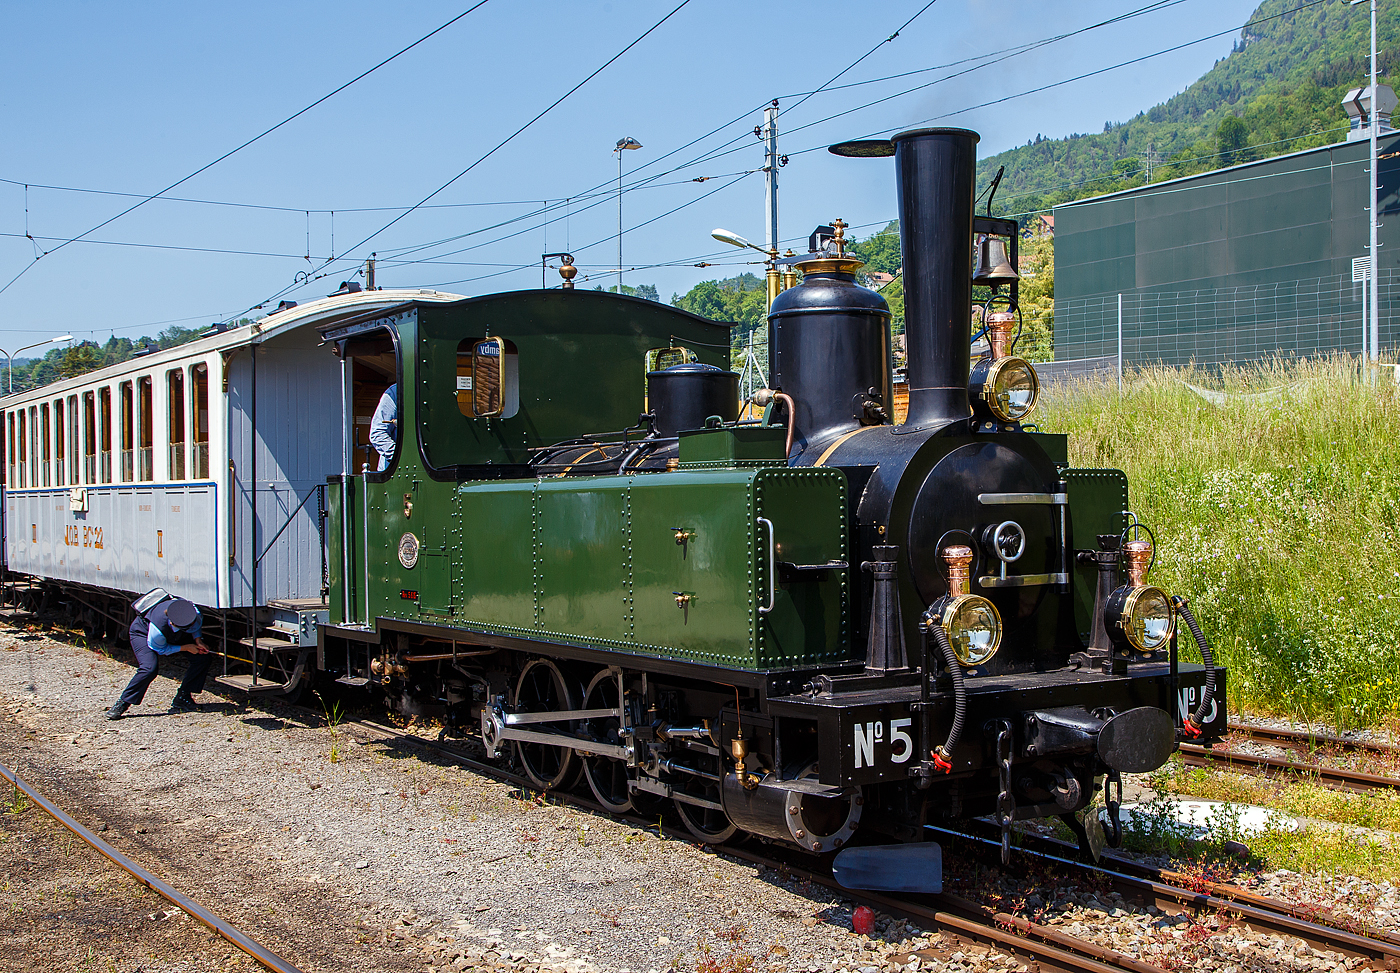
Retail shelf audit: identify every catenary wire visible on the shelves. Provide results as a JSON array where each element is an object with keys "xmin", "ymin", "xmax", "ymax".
[
  {"xmin": 26, "ymin": 0, "xmax": 1310, "ymax": 316},
  {"xmin": 777, "ymin": 0, "xmax": 941, "ymax": 119},
  {"xmin": 296, "ymin": 1, "xmax": 695, "ymax": 293},
  {"xmin": 770, "ymin": 0, "xmax": 1334, "ymax": 169},
  {"xmin": 773, "ymin": 0, "xmax": 1190, "ymax": 102},
  {"xmin": 15, "ymin": 0, "xmax": 1186, "ymax": 292},
  {"xmin": 0, "ymin": 0, "xmax": 496, "ymax": 299}
]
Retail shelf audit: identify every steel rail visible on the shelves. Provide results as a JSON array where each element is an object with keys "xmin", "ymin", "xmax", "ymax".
[
  {"xmin": 17, "ymin": 624, "xmax": 1389, "ymax": 972},
  {"xmin": 1227, "ymin": 722, "xmax": 1400, "ymax": 758},
  {"xmin": 0, "ymin": 762, "xmax": 307, "ymax": 973},
  {"xmin": 1178, "ymin": 743, "xmax": 1400, "ymax": 792},
  {"xmin": 937, "ymin": 824, "xmax": 1400, "ymax": 964}
]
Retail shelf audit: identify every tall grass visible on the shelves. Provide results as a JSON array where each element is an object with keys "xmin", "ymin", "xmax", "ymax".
[{"xmin": 1040, "ymin": 356, "xmax": 1400, "ymax": 728}]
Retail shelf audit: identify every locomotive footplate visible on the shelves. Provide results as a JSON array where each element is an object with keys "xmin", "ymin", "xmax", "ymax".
[{"xmin": 767, "ymin": 663, "xmax": 1226, "ymax": 788}]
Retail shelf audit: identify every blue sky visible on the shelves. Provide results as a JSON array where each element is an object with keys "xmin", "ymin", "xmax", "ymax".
[{"xmin": 0, "ymin": 0, "xmax": 1265, "ymax": 348}]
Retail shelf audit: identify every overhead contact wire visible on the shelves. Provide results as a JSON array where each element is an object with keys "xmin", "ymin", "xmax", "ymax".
[
  {"xmin": 319, "ymin": 1, "xmax": 694, "ymax": 273},
  {"xmin": 0, "ymin": 0, "xmax": 496, "ymax": 298}
]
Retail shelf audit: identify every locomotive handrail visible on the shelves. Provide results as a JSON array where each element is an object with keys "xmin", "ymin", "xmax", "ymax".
[
  {"xmin": 977, "ymin": 492, "xmax": 1068, "ymax": 505},
  {"xmin": 757, "ymin": 517, "xmax": 776, "ymax": 615}
]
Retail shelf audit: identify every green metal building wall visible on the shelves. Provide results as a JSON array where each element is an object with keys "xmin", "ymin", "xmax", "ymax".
[{"xmin": 1053, "ymin": 133, "xmax": 1400, "ymax": 365}]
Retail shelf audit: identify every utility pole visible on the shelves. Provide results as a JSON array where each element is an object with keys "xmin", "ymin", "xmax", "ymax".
[
  {"xmin": 761, "ymin": 100, "xmax": 781, "ymax": 310},
  {"xmin": 1370, "ymin": 0, "xmax": 1381, "ymax": 367}
]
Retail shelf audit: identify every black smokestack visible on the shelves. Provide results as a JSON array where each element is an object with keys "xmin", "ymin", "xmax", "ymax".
[{"xmin": 891, "ymin": 128, "xmax": 978, "ymax": 430}]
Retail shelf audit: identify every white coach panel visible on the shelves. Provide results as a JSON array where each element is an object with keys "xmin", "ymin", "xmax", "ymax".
[{"xmin": 6, "ymin": 484, "xmax": 220, "ymax": 606}]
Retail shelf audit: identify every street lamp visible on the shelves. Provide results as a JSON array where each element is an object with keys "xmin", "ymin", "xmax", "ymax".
[
  {"xmin": 0, "ymin": 335, "xmax": 73, "ymax": 395},
  {"xmin": 615, "ymin": 137, "xmax": 643, "ymax": 290},
  {"xmin": 713, "ymin": 227, "xmax": 783, "ymax": 309}
]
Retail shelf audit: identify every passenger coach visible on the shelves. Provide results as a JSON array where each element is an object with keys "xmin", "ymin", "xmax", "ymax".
[{"xmin": 0, "ymin": 287, "xmax": 463, "ymax": 682}]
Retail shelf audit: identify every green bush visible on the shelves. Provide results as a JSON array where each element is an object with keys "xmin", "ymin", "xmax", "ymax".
[{"xmin": 1041, "ymin": 357, "xmax": 1400, "ymax": 727}]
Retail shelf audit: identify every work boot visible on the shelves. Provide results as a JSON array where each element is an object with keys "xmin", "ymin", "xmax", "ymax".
[
  {"xmin": 105, "ymin": 701, "xmax": 129, "ymax": 721},
  {"xmin": 168, "ymin": 693, "xmax": 198, "ymax": 714}
]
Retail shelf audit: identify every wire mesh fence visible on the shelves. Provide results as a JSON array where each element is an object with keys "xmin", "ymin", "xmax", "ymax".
[{"xmin": 1054, "ymin": 270, "xmax": 1398, "ymax": 368}]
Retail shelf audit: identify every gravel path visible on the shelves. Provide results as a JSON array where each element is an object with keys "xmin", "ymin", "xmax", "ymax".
[
  {"xmin": 2, "ymin": 626, "xmax": 1396, "ymax": 973},
  {"xmin": 0, "ymin": 630, "xmax": 957, "ymax": 973}
]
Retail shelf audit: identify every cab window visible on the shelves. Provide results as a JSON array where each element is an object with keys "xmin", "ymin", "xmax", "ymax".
[{"xmin": 455, "ymin": 337, "xmax": 518, "ymax": 418}]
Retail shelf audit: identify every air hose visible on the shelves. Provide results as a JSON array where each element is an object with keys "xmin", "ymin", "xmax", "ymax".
[
  {"xmin": 1171, "ymin": 594, "xmax": 1216, "ymax": 737},
  {"xmin": 926, "ymin": 617, "xmax": 967, "ymax": 773}
]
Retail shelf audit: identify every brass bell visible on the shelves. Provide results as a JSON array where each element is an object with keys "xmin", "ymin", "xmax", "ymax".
[{"xmin": 972, "ymin": 234, "xmax": 1018, "ymax": 285}]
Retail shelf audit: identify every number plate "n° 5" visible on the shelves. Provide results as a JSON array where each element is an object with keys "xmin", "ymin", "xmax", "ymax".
[{"xmin": 853, "ymin": 717, "xmax": 915, "ymax": 769}]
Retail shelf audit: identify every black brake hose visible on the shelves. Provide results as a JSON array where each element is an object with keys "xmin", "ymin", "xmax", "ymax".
[
  {"xmin": 1171, "ymin": 595, "xmax": 1216, "ymax": 736},
  {"xmin": 926, "ymin": 617, "xmax": 967, "ymax": 772}
]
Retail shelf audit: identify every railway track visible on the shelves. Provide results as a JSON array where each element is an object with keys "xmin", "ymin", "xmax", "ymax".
[
  {"xmin": 1227, "ymin": 722, "xmax": 1400, "ymax": 758},
  {"xmin": 327, "ymin": 710, "xmax": 1400, "ymax": 973},
  {"xmin": 12, "ymin": 619, "xmax": 1397, "ymax": 973},
  {"xmin": 0, "ymin": 761, "xmax": 306, "ymax": 973},
  {"xmin": 325, "ymin": 711, "xmax": 1169, "ymax": 973},
  {"xmin": 1178, "ymin": 742, "xmax": 1400, "ymax": 792},
  {"xmin": 943, "ymin": 822, "xmax": 1400, "ymax": 968}
]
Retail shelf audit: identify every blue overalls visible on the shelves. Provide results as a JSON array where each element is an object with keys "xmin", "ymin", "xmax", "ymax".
[{"xmin": 117, "ymin": 601, "xmax": 212, "ymax": 708}]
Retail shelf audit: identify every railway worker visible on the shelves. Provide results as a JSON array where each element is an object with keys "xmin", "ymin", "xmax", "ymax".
[
  {"xmin": 105, "ymin": 598, "xmax": 213, "ymax": 720},
  {"xmin": 368, "ymin": 383, "xmax": 398, "ymax": 471}
]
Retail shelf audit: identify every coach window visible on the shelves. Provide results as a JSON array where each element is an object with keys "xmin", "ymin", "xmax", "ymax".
[
  {"xmin": 18, "ymin": 409, "xmax": 27, "ymax": 488},
  {"xmin": 40, "ymin": 403, "xmax": 51, "ymax": 487},
  {"xmin": 137, "ymin": 375, "xmax": 153, "ymax": 482},
  {"xmin": 167, "ymin": 368, "xmax": 185, "ymax": 481},
  {"xmin": 455, "ymin": 337, "xmax": 519, "ymax": 418},
  {"xmin": 99, "ymin": 387, "xmax": 113, "ymax": 483},
  {"xmin": 119, "ymin": 381, "xmax": 134, "ymax": 482},
  {"xmin": 53, "ymin": 399, "xmax": 65, "ymax": 486},
  {"xmin": 191, "ymin": 363, "xmax": 209, "ymax": 479},
  {"xmin": 6, "ymin": 412, "xmax": 13, "ymax": 487},
  {"xmin": 66, "ymin": 394, "xmax": 78, "ymax": 485},
  {"xmin": 82, "ymin": 392, "xmax": 96, "ymax": 485},
  {"xmin": 28, "ymin": 407, "xmax": 37, "ymax": 488}
]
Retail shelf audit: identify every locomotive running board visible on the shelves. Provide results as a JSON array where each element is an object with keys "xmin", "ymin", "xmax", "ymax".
[{"xmin": 831, "ymin": 843, "xmax": 942, "ymax": 894}]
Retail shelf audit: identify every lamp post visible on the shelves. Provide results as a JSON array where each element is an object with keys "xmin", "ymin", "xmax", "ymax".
[
  {"xmin": 615, "ymin": 137, "xmax": 642, "ymax": 290},
  {"xmin": 1, "ymin": 335, "xmax": 73, "ymax": 395},
  {"xmin": 1351, "ymin": 0, "xmax": 1380, "ymax": 367},
  {"xmin": 712, "ymin": 227, "xmax": 781, "ymax": 309}
]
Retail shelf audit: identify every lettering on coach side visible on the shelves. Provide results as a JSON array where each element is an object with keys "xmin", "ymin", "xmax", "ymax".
[{"xmin": 853, "ymin": 718, "xmax": 915, "ymax": 769}]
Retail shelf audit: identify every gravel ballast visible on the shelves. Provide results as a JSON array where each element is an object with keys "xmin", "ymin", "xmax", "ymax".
[{"xmin": 1, "ymin": 628, "xmax": 1396, "ymax": 973}]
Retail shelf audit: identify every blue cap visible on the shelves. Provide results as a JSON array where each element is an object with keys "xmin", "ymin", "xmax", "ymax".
[{"xmin": 166, "ymin": 599, "xmax": 198, "ymax": 629}]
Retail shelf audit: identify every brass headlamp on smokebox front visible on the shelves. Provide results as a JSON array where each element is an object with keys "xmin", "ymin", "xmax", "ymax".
[
  {"xmin": 969, "ymin": 308, "xmax": 1040, "ymax": 425},
  {"xmin": 928, "ymin": 545, "xmax": 1003, "ymax": 667},
  {"xmin": 1104, "ymin": 536, "xmax": 1175, "ymax": 658}
]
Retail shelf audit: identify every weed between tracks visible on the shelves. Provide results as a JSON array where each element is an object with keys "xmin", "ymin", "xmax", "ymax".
[{"xmin": 1138, "ymin": 758, "xmax": 1400, "ymax": 882}]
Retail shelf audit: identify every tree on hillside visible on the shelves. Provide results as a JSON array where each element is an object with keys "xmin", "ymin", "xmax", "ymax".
[
  {"xmin": 58, "ymin": 343, "xmax": 103, "ymax": 379},
  {"xmin": 975, "ymin": 0, "xmax": 1400, "ymax": 220},
  {"xmin": 598, "ymin": 283, "xmax": 660, "ymax": 301},
  {"xmin": 1014, "ymin": 234, "xmax": 1054, "ymax": 362},
  {"xmin": 671, "ymin": 274, "xmax": 765, "ymax": 331},
  {"xmin": 1216, "ymin": 116, "xmax": 1253, "ymax": 166},
  {"xmin": 847, "ymin": 222, "xmax": 902, "ymax": 279}
]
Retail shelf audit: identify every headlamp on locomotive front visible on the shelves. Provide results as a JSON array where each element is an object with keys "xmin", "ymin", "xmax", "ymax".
[
  {"xmin": 1104, "ymin": 538, "xmax": 1175, "ymax": 652},
  {"xmin": 931, "ymin": 546, "xmax": 1003, "ymax": 666},
  {"xmin": 969, "ymin": 310, "xmax": 1040, "ymax": 424}
]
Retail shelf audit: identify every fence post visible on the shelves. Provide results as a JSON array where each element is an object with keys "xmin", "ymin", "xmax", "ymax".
[{"xmin": 1117, "ymin": 293, "xmax": 1123, "ymax": 392}]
